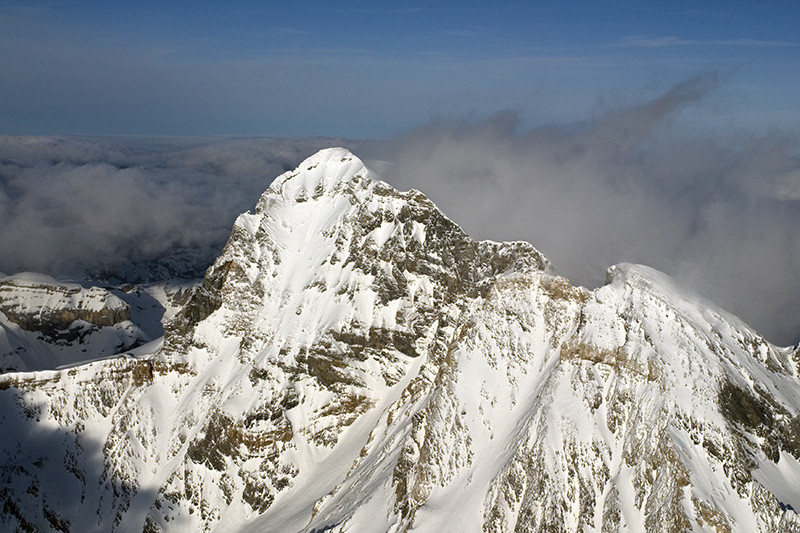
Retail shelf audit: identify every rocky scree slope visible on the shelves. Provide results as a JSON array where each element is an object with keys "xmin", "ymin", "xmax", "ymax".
[{"xmin": 1, "ymin": 148, "xmax": 800, "ymax": 532}]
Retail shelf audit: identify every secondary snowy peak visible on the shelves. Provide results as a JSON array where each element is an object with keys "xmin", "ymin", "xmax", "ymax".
[
  {"xmin": 0, "ymin": 273, "xmax": 151, "ymax": 372},
  {"xmin": 0, "ymin": 273, "xmax": 130, "ymax": 331},
  {"xmin": 1, "ymin": 148, "xmax": 799, "ymax": 532}
]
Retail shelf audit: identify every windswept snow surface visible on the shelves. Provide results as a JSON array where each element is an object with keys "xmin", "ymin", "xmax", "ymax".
[{"xmin": 1, "ymin": 148, "xmax": 800, "ymax": 532}]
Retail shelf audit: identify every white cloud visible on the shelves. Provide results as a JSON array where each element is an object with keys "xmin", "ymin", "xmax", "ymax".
[
  {"xmin": 618, "ymin": 36, "xmax": 799, "ymax": 48},
  {"xmin": 0, "ymin": 136, "xmax": 346, "ymax": 276}
]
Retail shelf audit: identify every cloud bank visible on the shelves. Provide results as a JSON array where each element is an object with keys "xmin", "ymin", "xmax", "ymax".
[
  {"xmin": 0, "ymin": 136, "xmax": 346, "ymax": 278},
  {"xmin": 1, "ymin": 76, "xmax": 798, "ymax": 345}
]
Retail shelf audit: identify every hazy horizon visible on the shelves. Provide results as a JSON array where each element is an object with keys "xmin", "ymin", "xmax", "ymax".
[{"xmin": 2, "ymin": 2, "xmax": 798, "ymax": 138}]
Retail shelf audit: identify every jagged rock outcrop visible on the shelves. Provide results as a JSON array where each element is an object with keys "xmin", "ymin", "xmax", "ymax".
[{"xmin": 1, "ymin": 148, "xmax": 799, "ymax": 532}]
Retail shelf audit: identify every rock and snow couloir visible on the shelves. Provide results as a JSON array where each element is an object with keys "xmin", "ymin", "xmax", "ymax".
[{"xmin": 1, "ymin": 147, "xmax": 800, "ymax": 532}]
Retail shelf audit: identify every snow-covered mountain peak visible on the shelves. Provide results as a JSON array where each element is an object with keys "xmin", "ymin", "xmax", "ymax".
[
  {"xmin": 605, "ymin": 262, "xmax": 698, "ymax": 300},
  {"xmin": 258, "ymin": 147, "xmax": 375, "ymax": 209},
  {"xmin": 166, "ymin": 147, "xmax": 550, "ymax": 364},
  {"xmin": 2, "ymin": 148, "xmax": 800, "ymax": 532}
]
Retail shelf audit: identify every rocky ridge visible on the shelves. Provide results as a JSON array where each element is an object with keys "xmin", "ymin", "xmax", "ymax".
[{"xmin": 1, "ymin": 148, "xmax": 799, "ymax": 532}]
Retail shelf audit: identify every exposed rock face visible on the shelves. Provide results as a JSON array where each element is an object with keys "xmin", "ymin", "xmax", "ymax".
[{"xmin": 1, "ymin": 148, "xmax": 799, "ymax": 532}]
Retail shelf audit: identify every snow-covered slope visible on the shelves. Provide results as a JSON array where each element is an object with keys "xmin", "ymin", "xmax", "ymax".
[
  {"xmin": 0, "ymin": 273, "xmax": 138, "ymax": 372},
  {"xmin": 1, "ymin": 147, "xmax": 799, "ymax": 532}
]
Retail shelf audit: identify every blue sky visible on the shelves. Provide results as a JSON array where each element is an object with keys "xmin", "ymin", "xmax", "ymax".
[{"xmin": 2, "ymin": 1, "xmax": 799, "ymax": 137}]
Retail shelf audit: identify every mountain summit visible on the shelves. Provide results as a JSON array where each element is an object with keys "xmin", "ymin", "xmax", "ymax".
[{"xmin": 1, "ymin": 148, "xmax": 800, "ymax": 532}]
